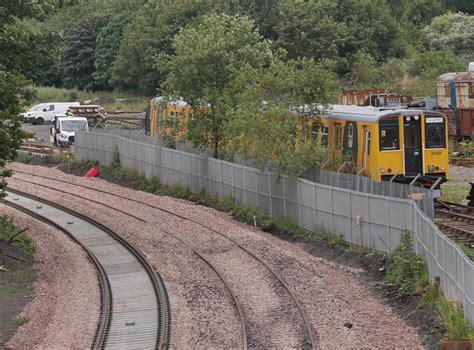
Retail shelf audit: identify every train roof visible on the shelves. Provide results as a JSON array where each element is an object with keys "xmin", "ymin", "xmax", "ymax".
[
  {"xmin": 321, "ymin": 104, "xmax": 443, "ymax": 123},
  {"xmin": 151, "ymin": 96, "xmax": 189, "ymax": 107}
]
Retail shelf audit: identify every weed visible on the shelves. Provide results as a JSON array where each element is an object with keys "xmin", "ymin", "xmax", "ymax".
[
  {"xmin": 111, "ymin": 146, "xmax": 121, "ymax": 168},
  {"xmin": 441, "ymin": 183, "xmax": 470, "ymax": 203},
  {"xmin": 13, "ymin": 317, "xmax": 29, "ymax": 326},
  {"xmin": 0, "ymin": 216, "xmax": 36, "ymax": 253},
  {"xmin": 386, "ymin": 230, "xmax": 429, "ymax": 296},
  {"xmin": 459, "ymin": 243, "xmax": 474, "ymax": 261},
  {"xmin": 15, "ymin": 152, "xmax": 33, "ymax": 164},
  {"xmin": 422, "ymin": 287, "xmax": 474, "ymax": 341}
]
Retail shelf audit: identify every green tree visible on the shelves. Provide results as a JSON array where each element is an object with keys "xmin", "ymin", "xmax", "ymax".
[
  {"xmin": 1, "ymin": 1, "xmax": 41, "ymax": 197},
  {"xmin": 112, "ymin": 1, "xmax": 211, "ymax": 94},
  {"xmin": 93, "ymin": 12, "xmax": 135, "ymax": 90},
  {"xmin": 229, "ymin": 58, "xmax": 337, "ymax": 176},
  {"xmin": 60, "ymin": 14, "xmax": 105, "ymax": 90},
  {"xmin": 424, "ymin": 12, "xmax": 474, "ymax": 60},
  {"xmin": 409, "ymin": 50, "xmax": 465, "ymax": 80},
  {"xmin": 162, "ymin": 14, "xmax": 273, "ymax": 158},
  {"xmin": 347, "ymin": 51, "xmax": 381, "ymax": 86},
  {"xmin": 273, "ymin": 0, "xmax": 347, "ymax": 61}
]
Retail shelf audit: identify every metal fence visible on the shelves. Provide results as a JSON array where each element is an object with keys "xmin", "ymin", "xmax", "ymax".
[
  {"xmin": 75, "ymin": 131, "xmax": 474, "ymax": 325},
  {"xmin": 87, "ymin": 128, "xmax": 436, "ymax": 218}
]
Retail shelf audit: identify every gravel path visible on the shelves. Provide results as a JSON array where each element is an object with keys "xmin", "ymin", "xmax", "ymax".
[
  {"xmin": 0, "ymin": 204, "xmax": 99, "ymax": 349},
  {"xmin": 9, "ymin": 163, "xmax": 424, "ymax": 348},
  {"xmin": 450, "ymin": 165, "xmax": 474, "ymax": 183}
]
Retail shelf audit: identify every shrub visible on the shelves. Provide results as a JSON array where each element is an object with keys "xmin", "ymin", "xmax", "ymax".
[{"xmin": 386, "ymin": 230, "xmax": 429, "ymax": 296}]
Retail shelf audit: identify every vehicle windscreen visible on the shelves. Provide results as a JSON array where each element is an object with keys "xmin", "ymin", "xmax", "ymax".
[
  {"xmin": 29, "ymin": 104, "xmax": 43, "ymax": 112},
  {"xmin": 61, "ymin": 120, "xmax": 88, "ymax": 131},
  {"xmin": 425, "ymin": 116, "xmax": 445, "ymax": 149}
]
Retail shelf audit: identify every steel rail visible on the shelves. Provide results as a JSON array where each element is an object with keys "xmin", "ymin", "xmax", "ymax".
[
  {"xmin": 5, "ymin": 188, "xmax": 171, "ymax": 349},
  {"xmin": 1, "ymin": 198, "xmax": 112, "ymax": 350},
  {"xmin": 12, "ymin": 170, "xmax": 316, "ymax": 348}
]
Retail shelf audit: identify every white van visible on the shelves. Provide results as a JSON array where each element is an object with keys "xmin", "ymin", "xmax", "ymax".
[
  {"xmin": 21, "ymin": 103, "xmax": 48, "ymax": 122},
  {"xmin": 50, "ymin": 115, "xmax": 89, "ymax": 147},
  {"xmin": 25, "ymin": 102, "xmax": 80, "ymax": 125}
]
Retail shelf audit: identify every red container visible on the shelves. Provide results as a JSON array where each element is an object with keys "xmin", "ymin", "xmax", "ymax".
[{"xmin": 84, "ymin": 166, "xmax": 100, "ymax": 178}]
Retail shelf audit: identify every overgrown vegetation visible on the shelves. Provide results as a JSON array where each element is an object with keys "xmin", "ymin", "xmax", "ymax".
[
  {"xmin": 30, "ymin": 86, "xmax": 149, "ymax": 112},
  {"xmin": 386, "ymin": 230, "xmax": 474, "ymax": 341},
  {"xmin": 0, "ymin": 216, "xmax": 35, "ymax": 254},
  {"xmin": 387, "ymin": 230, "xmax": 429, "ymax": 296}
]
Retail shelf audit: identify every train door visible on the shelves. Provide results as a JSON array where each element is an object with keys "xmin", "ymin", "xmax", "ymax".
[
  {"xmin": 403, "ymin": 115, "xmax": 423, "ymax": 176},
  {"xmin": 362, "ymin": 126, "xmax": 371, "ymax": 175}
]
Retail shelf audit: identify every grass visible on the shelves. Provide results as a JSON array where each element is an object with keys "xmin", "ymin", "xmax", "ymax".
[
  {"xmin": 441, "ymin": 182, "xmax": 470, "ymax": 203},
  {"xmin": 0, "ymin": 216, "xmax": 36, "ymax": 254},
  {"xmin": 13, "ymin": 317, "xmax": 29, "ymax": 327},
  {"xmin": 29, "ymin": 86, "xmax": 151, "ymax": 113}
]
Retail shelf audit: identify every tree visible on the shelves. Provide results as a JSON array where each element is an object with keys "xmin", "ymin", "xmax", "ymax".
[
  {"xmin": 93, "ymin": 12, "xmax": 135, "ymax": 90},
  {"xmin": 229, "ymin": 58, "xmax": 338, "ymax": 176},
  {"xmin": 162, "ymin": 14, "xmax": 273, "ymax": 158},
  {"xmin": 60, "ymin": 14, "xmax": 105, "ymax": 90},
  {"xmin": 273, "ymin": 1, "xmax": 347, "ymax": 61},
  {"xmin": 0, "ymin": 1, "xmax": 42, "ymax": 198},
  {"xmin": 112, "ymin": 1, "xmax": 211, "ymax": 94},
  {"xmin": 347, "ymin": 51, "xmax": 380, "ymax": 86},
  {"xmin": 424, "ymin": 12, "xmax": 474, "ymax": 60}
]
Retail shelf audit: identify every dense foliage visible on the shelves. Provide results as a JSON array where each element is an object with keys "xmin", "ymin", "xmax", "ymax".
[
  {"xmin": 4, "ymin": 0, "xmax": 473, "ymax": 175},
  {"xmin": 19, "ymin": 0, "xmax": 472, "ymax": 96},
  {"xmin": 0, "ymin": 1, "xmax": 44, "ymax": 197}
]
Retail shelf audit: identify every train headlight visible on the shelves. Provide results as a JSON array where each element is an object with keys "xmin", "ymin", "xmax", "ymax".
[{"xmin": 428, "ymin": 165, "xmax": 435, "ymax": 172}]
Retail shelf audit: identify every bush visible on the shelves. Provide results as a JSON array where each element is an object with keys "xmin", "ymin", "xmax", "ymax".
[
  {"xmin": 386, "ymin": 230, "xmax": 429, "ymax": 296},
  {"xmin": 0, "ymin": 216, "xmax": 36, "ymax": 253}
]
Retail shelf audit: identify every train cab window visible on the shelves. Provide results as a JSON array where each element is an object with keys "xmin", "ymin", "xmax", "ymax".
[
  {"xmin": 425, "ymin": 117, "xmax": 446, "ymax": 148},
  {"xmin": 379, "ymin": 118, "xmax": 399, "ymax": 150}
]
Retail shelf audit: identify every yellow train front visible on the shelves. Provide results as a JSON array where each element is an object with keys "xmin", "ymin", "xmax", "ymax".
[{"xmin": 320, "ymin": 105, "xmax": 449, "ymax": 187}]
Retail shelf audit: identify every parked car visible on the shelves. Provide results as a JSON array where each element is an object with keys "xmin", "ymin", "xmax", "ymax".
[
  {"xmin": 25, "ymin": 102, "xmax": 80, "ymax": 125},
  {"xmin": 50, "ymin": 115, "xmax": 89, "ymax": 147}
]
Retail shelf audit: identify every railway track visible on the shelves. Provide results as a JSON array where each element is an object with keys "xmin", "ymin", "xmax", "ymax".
[
  {"xmin": 3, "ymin": 188, "xmax": 171, "ymax": 349},
  {"xmin": 10, "ymin": 170, "xmax": 316, "ymax": 349},
  {"xmin": 435, "ymin": 199, "xmax": 474, "ymax": 246}
]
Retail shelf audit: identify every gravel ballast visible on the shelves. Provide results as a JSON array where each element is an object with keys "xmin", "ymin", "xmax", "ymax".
[
  {"xmin": 0, "ymin": 204, "xmax": 99, "ymax": 348},
  {"xmin": 9, "ymin": 163, "xmax": 424, "ymax": 348}
]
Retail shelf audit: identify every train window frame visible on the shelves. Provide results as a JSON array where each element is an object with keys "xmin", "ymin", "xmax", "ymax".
[
  {"xmin": 425, "ymin": 117, "xmax": 446, "ymax": 149},
  {"xmin": 334, "ymin": 122, "xmax": 342, "ymax": 148},
  {"xmin": 379, "ymin": 117, "xmax": 400, "ymax": 151},
  {"xmin": 311, "ymin": 124, "xmax": 329, "ymax": 148}
]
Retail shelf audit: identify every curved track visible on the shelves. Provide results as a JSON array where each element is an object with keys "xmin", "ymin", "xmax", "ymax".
[
  {"xmin": 3, "ymin": 188, "xmax": 171, "ymax": 349},
  {"xmin": 11, "ymin": 170, "xmax": 316, "ymax": 349}
]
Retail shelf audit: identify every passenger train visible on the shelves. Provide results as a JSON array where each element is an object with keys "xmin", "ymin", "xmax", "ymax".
[{"xmin": 146, "ymin": 98, "xmax": 450, "ymax": 187}]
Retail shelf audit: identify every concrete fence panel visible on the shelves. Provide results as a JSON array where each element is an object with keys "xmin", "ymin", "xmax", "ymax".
[{"xmin": 74, "ymin": 131, "xmax": 474, "ymax": 327}]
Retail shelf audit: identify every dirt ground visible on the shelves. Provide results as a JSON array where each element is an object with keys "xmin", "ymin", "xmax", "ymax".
[{"xmin": 0, "ymin": 242, "xmax": 36, "ymax": 346}]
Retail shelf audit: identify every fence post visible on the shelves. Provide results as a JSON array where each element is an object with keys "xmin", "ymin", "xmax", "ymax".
[
  {"xmin": 283, "ymin": 176, "xmax": 287, "ymax": 216},
  {"xmin": 268, "ymin": 172, "xmax": 272, "ymax": 217},
  {"xmin": 243, "ymin": 167, "xmax": 247, "ymax": 205}
]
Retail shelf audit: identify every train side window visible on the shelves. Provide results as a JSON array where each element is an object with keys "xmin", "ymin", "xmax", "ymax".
[
  {"xmin": 425, "ymin": 120, "xmax": 446, "ymax": 149},
  {"xmin": 311, "ymin": 124, "xmax": 328, "ymax": 148},
  {"xmin": 469, "ymin": 83, "xmax": 474, "ymax": 99},
  {"xmin": 379, "ymin": 118, "xmax": 399, "ymax": 150}
]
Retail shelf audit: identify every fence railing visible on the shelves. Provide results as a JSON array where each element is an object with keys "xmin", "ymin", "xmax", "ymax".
[
  {"xmin": 75, "ymin": 131, "xmax": 474, "ymax": 325},
  {"xmin": 87, "ymin": 128, "xmax": 436, "ymax": 218}
]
